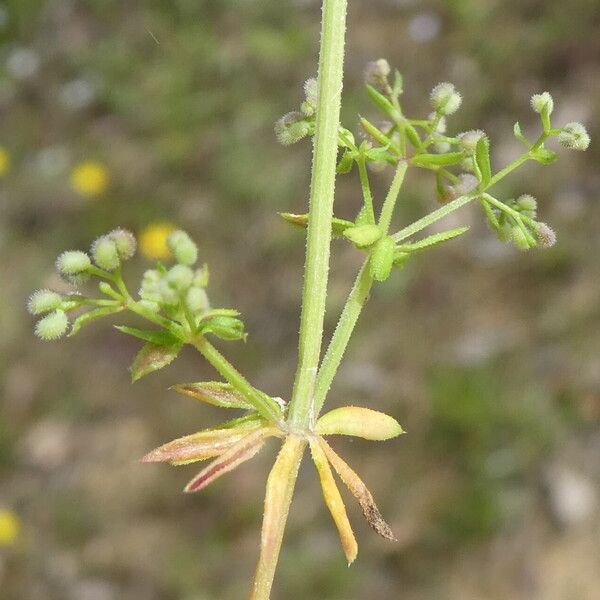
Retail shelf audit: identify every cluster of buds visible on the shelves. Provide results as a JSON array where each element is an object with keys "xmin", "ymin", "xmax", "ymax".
[
  {"xmin": 138, "ymin": 230, "xmax": 206, "ymax": 313},
  {"xmin": 483, "ymin": 193, "xmax": 557, "ymax": 250},
  {"xmin": 29, "ymin": 227, "xmax": 246, "ymax": 345},
  {"xmin": 274, "ymin": 78, "xmax": 318, "ymax": 145},
  {"xmin": 29, "ymin": 228, "xmax": 138, "ymax": 340}
]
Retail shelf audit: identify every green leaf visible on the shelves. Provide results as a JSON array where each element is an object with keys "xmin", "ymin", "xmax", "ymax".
[
  {"xmin": 200, "ymin": 316, "xmax": 246, "ymax": 341},
  {"xmin": 412, "ymin": 152, "xmax": 465, "ymax": 167},
  {"xmin": 69, "ymin": 307, "xmax": 122, "ymax": 337},
  {"xmin": 197, "ymin": 309, "xmax": 241, "ymax": 323},
  {"xmin": 343, "ymin": 224, "xmax": 382, "ymax": 248},
  {"xmin": 359, "ymin": 117, "xmax": 392, "ymax": 147},
  {"xmin": 531, "ymin": 146, "xmax": 558, "ymax": 165},
  {"xmin": 365, "ymin": 84, "xmax": 395, "ymax": 116},
  {"xmin": 404, "ymin": 123, "xmax": 422, "ymax": 149},
  {"xmin": 369, "ymin": 236, "xmax": 395, "ymax": 282},
  {"xmin": 170, "ymin": 381, "xmax": 254, "ymax": 410},
  {"xmin": 364, "ymin": 144, "xmax": 394, "ymax": 163},
  {"xmin": 336, "ymin": 149, "xmax": 355, "ymax": 174},
  {"xmin": 115, "ymin": 325, "xmax": 180, "ymax": 345},
  {"xmin": 396, "ymin": 226, "xmax": 470, "ymax": 252},
  {"xmin": 278, "ymin": 213, "xmax": 355, "ymax": 238},
  {"xmin": 130, "ymin": 342, "xmax": 182, "ymax": 382},
  {"xmin": 475, "ymin": 136, "xmax": 491, "ymax": 187},
  {"xmin": 513, "ymin": 122, "xmax": 530, "ymax": 147}
]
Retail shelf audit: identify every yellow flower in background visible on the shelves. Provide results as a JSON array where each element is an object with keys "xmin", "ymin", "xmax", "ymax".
[
  {"xmin": 0, "ymin": 146, "xmax": 11, "ymax": 176},
  {"xmin": 71, "ymin": 160, "xmax": 109, "ymax": 196},
  {"xmin": 139, "ymin": 222, "xmax": 176, "ymax": 260},
  {"xmin": 0, "ymin": 510, "xmax": 20, "ymax": 546}
]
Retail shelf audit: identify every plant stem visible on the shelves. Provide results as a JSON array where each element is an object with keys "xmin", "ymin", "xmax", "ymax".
[
  {"xmin": 287, "ymin": 0, "xmax": 349, "ymax": 429},
  {"xmin": 192, "ymin": 338, "xmax": 283, "ymax": 425},
  {"xmin": 313, "ymin": 260, "xmax": 373, "ymax": 417},
  {"xmin": 357, "ymin": 156, "xmax": 376, "ymax": 223},
  {"xmin": 378, "ymin": 160, "xmax": 408, "ymax": 233}
]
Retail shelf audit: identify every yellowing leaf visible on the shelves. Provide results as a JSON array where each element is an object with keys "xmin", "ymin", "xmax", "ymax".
[
  {"xmin": 184, "ymin": 428, "xmax": 272, "ymax": 493},
  {"xmin": 130, "ymin": 342, "xmax": 182, "ymax": 382},
  {"xmin": 316, "ymin": 406, "xmax": 403, "ymax": 441},
  {"xmin": 309, "ymin": 438, "xmax": 358, "ymax": 564},
  {"xmin": 170, "ymin": 381, "xmax": 254, "ymax": 410},
  {"xmin": 141, "ymin": 420, "xmax": 266, "ymax": 466},
  {"xmin": 319, "ymin": 438, "xmax": 396, "ymax": 541},
  {"xmin": 251, "ymin": 435, "xmax": 305, "ymax": 600}
]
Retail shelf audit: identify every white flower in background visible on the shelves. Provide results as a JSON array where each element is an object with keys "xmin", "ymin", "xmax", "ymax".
[
  {"xmin": 6, "ymin": 47, "xmax": 40, "ymax": 79},
  {"xmin": 408, "ymin": 12, "xmax": 441, "ymax": 43},
  {"xmin": 59, "ymin": 78, "xmax": 97, "ymax": 111}
]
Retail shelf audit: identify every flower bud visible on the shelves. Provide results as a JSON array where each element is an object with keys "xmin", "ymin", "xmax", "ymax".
[
  {"xmin": 301, "ymin": 78, "xmax": 318, "ymax": 116},
  {"xmin": 158, "ymin": 280, "xmax": 179, "ymax": 306},
  {"xmin": 28, "ymin": 289, "xmax": 63, "ymax": 315},
  {"xmin": 430, "ymin": 82, "xmax": 462, "ymax": 115},
  {"xmin": 364, "ymin": 59, "xmax": 391, "ymax": 93},
  {"xmin": 530, "ymin": 92, "xmax": 554, "ymax": 115},
  {"xmin": 139, "ymin": 269, "xmax": 162, "ymax": 302},
  {"xmin": 458, "ymin": 130, "xmax": 486, "ymax": 152},
  {"xmin": 536, "ymin": 222, "xmax": 557, "ymax": 248},
  {"xmin": 558, "ymin": 122, "xmax": 590, "ymax": 151},
  {"xmin": 108, "ymin": 228, "xmax": 136, "ymax": 260},
  {"xmin": 517, "ymin": 194, "xmax": 537, "ymax": 212},
  {"xmin": 304, "ymin": 78, "xmax": 318, "ymax": 105},
  {"xmin": 167, "ymin": 230, "xmax": 198, "ymax": 266},
  {"xmin": 91, "ymin": 236, "xmax": 120, "ymax": 271},
  {"xmin": 139, "ymin": 299, "xmax": 161, "ymax": 313},
  {"xmin": 274, "ymin": 111, "xmax": 311, "ymax": 145},
  {"xmin": 193, "ymin": 264, "xmax": 210, "ymax": 288},
  {"xmin": 35, "ymin": 309, "xmax": 68, "ymax": 340},
  {"xmin": 186, "ymin": 286, "xmax": 210, "ymax": 313},
  {"xmin": 56, "ymin": 251, "xmax": 91, "ymax": 279},
  {"xmin": 166, "ymin": 264, "xmax": 194, "ymax": 292}
]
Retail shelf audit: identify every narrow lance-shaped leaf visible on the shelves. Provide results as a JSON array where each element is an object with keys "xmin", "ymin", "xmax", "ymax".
[
  {"xmin": 170, "ymin": 381, "xmax": 254, "ymax": 410},
  {"xmin": 184, "ymin": 428, "xmax": 272, "ymax": 493},
  {"xmin": 365, "ymin": 84, "xmax": 395, "ymax": 116},
  {"xmin": 130, "ymin": 341, "xmax": 182, "ymax": 382},
  {"xmin": 395, "ymin": 226, "xmax": 469, "ymax": 252},
  {"xmin": 251, "ymin": 435, "xmax": 304, "ymax": 600},
  {"xmin": 141, "ymin": 418, "xmax": 266, "ymax": 466},
  {"xmin": 309, "ymin": 438, "xmax": 358, "ymax": 564},
  {"xmin": 319, "ymin": 438, "xmax": 396, "ymax": 541},
  {"xmin": 475, "ymin": 136, "xmax": 492, "ymax": 188},
  {"xmin": 278, "ymin": 213, "xmax": 354, "ymax": 239},
  {"xmin": 69, "ymin": 306, "xmax": 123, "ymax": 337},
  {"xmin": 115, "ymin": 325, "xmax": 180, "ymax": 346},
  {"xmin": 412, "ymin": 152, "xmax": 465, "ymax": 167},
  {"xmin": 316, "ymin": 406, "xmax": 403, "ymax": 441}
]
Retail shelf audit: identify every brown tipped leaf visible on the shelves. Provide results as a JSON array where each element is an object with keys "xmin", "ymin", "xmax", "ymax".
[
  {"xmin": 319, "ymin": 438, "xmax": 396, "ymax": 541},
  {"xmin": 251, "ymin": 435, "xmax": 305, "ymax": 600},
  {"xmin": 141, "ymin": 420, "xmax": 265, "ymax": 466},
  {"xmin": 316, "ymin": 406, "xmax": 403, "ymax": 440},
  {"xmin": 309, "ymin": 438, "xmax": 358, "ymax": 564},
  {"xmin": 170, "ymin": 381, "xmax": 253, "ymax": 410},
  {"xmin": 184, "ymin": 428, "xmax": 272, "ymax": 493}
]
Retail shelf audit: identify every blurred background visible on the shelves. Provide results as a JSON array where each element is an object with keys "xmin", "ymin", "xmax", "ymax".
[{"xmin": 1, "ymin": 1, "xmax": 599, "ymax": 599}]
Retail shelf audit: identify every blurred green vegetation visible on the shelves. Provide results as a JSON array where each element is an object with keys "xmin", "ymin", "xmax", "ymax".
[{"xmin": 1, "ymin": 1, "xmax": 599, "ymax": 599}]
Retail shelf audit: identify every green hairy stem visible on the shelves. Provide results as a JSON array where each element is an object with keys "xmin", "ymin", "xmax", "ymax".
[{"xmin": 287, "ymin": 0, "xmax": 349, "ymax": 429}]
